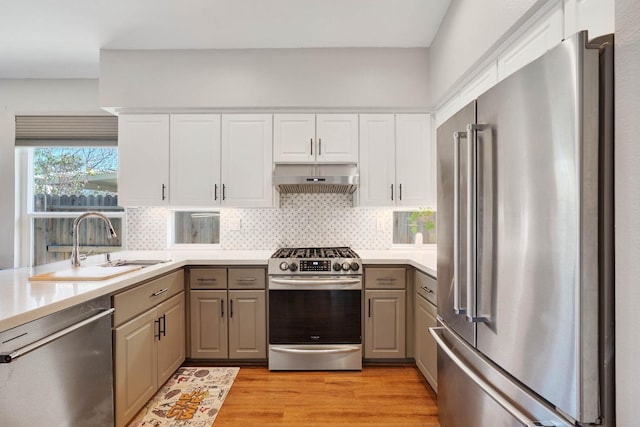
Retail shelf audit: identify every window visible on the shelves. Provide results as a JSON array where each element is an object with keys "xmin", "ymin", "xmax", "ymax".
[
  {"xmin": 393, "ymin": 209, "xmax": 437, "ymax": 245},
  {"xmin": 170, "ymin": 211, "xmax": 220, "ymax": 247},
  {"xmin": 16, "ymin": 115, "xmax": 123, "ymax": 266},
  {"xmin": 27, "ymin": 147, "xmax": 124, "ymax": 265}
]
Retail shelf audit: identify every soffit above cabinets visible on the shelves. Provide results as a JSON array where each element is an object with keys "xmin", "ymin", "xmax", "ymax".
[{"xmin": 0, "ymin": 0, "xmax": 451, "ymax": 79}]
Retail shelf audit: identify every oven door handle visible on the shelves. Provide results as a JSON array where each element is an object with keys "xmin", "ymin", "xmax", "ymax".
[
  {"xmin": 270, "ymin": 346, "xmax": 361, "ymax": 355},
  {"xmin": 269, "ymin": 278, "xmax": 361, "ymax": 286}
]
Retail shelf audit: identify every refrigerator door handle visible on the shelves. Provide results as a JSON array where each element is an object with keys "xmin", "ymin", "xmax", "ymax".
[
  {"xmin": 453, "ymin": 131, "xmax": 466, "ymax": 315},
  {"xmin": 466, "ymin": 123, "xmax": 489, "ymax": 323},
  {"xmin": 429, "ymin": 326, "xmax": 558, "ymax": 427}
]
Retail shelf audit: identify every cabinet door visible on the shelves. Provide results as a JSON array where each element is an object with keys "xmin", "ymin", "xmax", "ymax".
[
  {"xmin": 221, "ymin": 114, "xmax": 273, "ymax": 207},
  {"xmin": 118, "ymin": 114, "xmax": 169, "ymax": 206},
  {"xmin": 358, "ymin": 114, "xmax": 396, "ymax": 206},
  {"xmin": 273, "ymin": 114, "xmax": 315, "ymax": 162},
  {"xmin": 395, "ymin": 114, "xmax": 434, "ymax": 207},
  {"xmin": 114, "ymin": 308, "xmax": 158, "ymax": 427},
  {"xmin": 364, "ymin": 289, "xmax": 406, "ymax": 359},
  {"xmin": 415, "ymin": 294, "xmax": 438, "ymax": 392},
  {"xmin": 189, "ymin": 290, "xmax": 228, "ymax": 359},
  {"xmin": 228, "ymin": 290, "xmax": 266, "ymax": 359},
  {"xmin": 170, "ymin": 114, "xmax": 221, "ymax": 206},
  {"xmin": 316, "ymin": 114, "xmax": 359, "ymax": 163},
  {"xmin": 157, "ymin": 292, "xmax": 185, "ymax": 385}
]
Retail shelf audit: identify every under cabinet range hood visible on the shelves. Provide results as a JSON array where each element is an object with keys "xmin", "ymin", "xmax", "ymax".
[{"xmin": 273, "ymin": 164, "xmax": 359, "ymax": 194}]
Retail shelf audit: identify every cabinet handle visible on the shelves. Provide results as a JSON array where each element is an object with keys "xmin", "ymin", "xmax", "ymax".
[
  {"xmin": 221, "ymin": 299, "xmax": 224, "ymax": 318},
  {"xmin": 230, "ymin": 299, "xmax": 234, "ymax": 318},
  {"xmin": 391, "ymin": 184, "xmax": 394, "ymax": 201},
  {"xmin": 368, "ymin": 299, "xmax": 371, "ymax": 318},
  {"xmin": 151, "ymin": 288, "xmax": 169, "ymax": 297},
  {"xmin": 318, "ymin": 138, "xmax": 322, "ymax": 155},
  {"xmin": 162, "ymin": 184, "xmax": 166, "ymax": 201},
  {"xmin": 197, "ymin": 278, "xmax": 217, "ymax": 282},
  {"xmin": 421, "ymin": 286, "xmax": 434, "ymax": 294},
  {"xmin": 214, "ymin": 184, "xmax": 218, "ymax": 201},
  {"xmin": 310, "ymin": 138, "xmax": 313, "ymax": 155},
  {"xmin": 154, "ymin": 318, "xmax": 162, "ymax": 340},
  {"xmin": 376, "ymin": 278, "xmax": 396, "ymax": 282},
  {"xmin": 160, "ymin": 314, "xmax": 166, "ymax": 337},
  {"xmin": 235, "ymin": 277, "xmax": 257, "ymax": 283},
  {"xmin": 399, "ymin": 183, "xmax": 402, "ymax": 200},
  {"xmin": 222, "ymin": 184, "xmax": 226, "ymax": 201}
]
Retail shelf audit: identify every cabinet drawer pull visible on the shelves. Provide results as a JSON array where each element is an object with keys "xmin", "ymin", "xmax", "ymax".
[
  {"xmin": 197, "ymin": 278, "xmax": 217, "ymax": 282},
  {"xmin": 235, "ymin": 277, "xmax": 257, "ymax": 283},
  {"xmin": 421, "ymin": 286, "xmax": 434, "ymax": 294},
  {"xmin": 376, "ymin": 278, "xmax": 397, "ymax": 282},
  {"xmin": 151, "ymin": 288, "xmax": 169, "ymax": 297}
]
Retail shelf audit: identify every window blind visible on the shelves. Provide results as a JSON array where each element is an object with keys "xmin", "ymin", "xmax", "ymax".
[{"xmin": 15, "ymin": 116, "xmax": 118, "ymax": 146}]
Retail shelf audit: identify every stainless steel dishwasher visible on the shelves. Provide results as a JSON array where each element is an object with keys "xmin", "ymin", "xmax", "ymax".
[{"xmin": 0, "ymin": 295, "xmax": 115, "ymax": 426}]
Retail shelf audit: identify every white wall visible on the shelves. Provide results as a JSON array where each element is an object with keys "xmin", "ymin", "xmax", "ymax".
[
  {"xmin": 99, "ymin": 48, "xmax": 430, "ymax": 111},
  {"xmin": 614, "ymin": 0, "xmax": 640, "ymax": 424},
  {"xmin": 427, "ymin": 0, "xmax": 542, "ymax": 105}
]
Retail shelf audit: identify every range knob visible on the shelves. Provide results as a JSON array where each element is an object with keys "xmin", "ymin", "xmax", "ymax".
[
  {"xmin": 333, "ymin": 262, "xmax": 342, "ymax": 272},
  {"xmin": 279, "ymin": 261, "xmax": 289, "ymax": 271},
  {"xmin": 288, "ymin": 262, "xmax": 298, "ymax": 272},
  {"xmin": 350, "ymin": 262, "xmax": 360, "ymax": 271},
  {"xmin": 342, "ymin": 262, "xmax": 351, "ymax": 271}
]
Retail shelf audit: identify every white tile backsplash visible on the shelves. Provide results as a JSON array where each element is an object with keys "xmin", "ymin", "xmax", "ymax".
[{"xmin": 126, "ymin": 194, "xmax": 394, "ymax": 251}]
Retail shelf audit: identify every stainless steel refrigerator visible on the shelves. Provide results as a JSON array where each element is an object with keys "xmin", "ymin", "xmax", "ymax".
[{"xmin": 432, "ymin": 31, "xmax": 614, "ymax": 427}]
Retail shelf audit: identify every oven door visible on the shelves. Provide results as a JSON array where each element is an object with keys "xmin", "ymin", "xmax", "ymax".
[{"xmin": 268, "ymin": 276, "xmax": 362, "ymax": 370}]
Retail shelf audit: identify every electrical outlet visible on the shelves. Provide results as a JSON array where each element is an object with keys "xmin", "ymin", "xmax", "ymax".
[{"xmin": 228, "ymin": 218, "xmax": 241, "ymax": 231}]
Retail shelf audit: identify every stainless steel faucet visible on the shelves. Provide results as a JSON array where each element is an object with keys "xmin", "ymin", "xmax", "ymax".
[{"xmin": 71, "ymin": 212, "xmax": 118, "ymax": 268}]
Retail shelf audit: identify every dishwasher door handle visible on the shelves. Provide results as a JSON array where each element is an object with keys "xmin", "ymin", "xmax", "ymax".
[{"xmin": 0, "ymin": 308, "xmax": 115, "ymax": 363}]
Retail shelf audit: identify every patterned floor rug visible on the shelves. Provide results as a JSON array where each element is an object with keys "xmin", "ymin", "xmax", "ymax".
[{"xmin": 128, "ymin": 367, "xmax": 239, "ymax": 426}]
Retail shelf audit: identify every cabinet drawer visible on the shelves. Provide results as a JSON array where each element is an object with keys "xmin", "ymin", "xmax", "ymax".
[
  {"xmin": 228, "ymin": 268, "xmax": 265, "ymax": 289},
  {"xmin": 365, "ymin": 268, "xmax": 406, "ymax": 289},
  {"xmin": 113, "ymin": 270, "xmax": 184, "ymax": 326},
  {"xmin": 415, "ymin": 269, "xmax": 437, "ymax": 306},
  {"xmin": 189, "ymin": 268, "xmax": 227, "ymax": 289}
]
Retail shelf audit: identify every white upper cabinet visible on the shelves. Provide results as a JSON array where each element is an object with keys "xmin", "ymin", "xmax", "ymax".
[
  {"xmin": 221, "ymin": 114, "xmax": 273, "ymax": 207},
  {"xmin": 119, "ymin": 113, "xmax": 272, "ymax": 207},
  {"xmin": 273, "ymin": 114, "xmax": 315, "ymax": 162},
  {"xmin": 359, "ymin": 114, "xmax": 396, "ymax": 206},
  {"xmin": 118, "ymin": 114, "xmax": 170, "ymax": 206},
  {"xmin": 395, "ymin": 114, "xmax": 434, "ymax": 207},
  {"xmin": 169, "ymin": 114, "xmax": 221, "ymax": 206},
  {"xmin": 359, "ymin": 114, "xmax": 434, "ymax": 207},
  {"xmin": 273, "ymin": 114, "xmax": 358, "ymax": 163}
]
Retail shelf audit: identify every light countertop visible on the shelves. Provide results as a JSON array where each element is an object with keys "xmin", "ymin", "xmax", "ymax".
[{"xmin": 0, "ymin": 247, "xmax": 436, "ymax": 333}]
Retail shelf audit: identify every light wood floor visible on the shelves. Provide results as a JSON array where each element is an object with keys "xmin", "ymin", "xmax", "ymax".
[{"xmin": 212, "ymin": 365, "xmax": 439, "ymax": 426}]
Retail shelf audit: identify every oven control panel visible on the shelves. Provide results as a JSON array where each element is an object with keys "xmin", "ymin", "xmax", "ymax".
[{"xmin": 299, "ymin": 260, "xmax": 332, "ymax": 272}]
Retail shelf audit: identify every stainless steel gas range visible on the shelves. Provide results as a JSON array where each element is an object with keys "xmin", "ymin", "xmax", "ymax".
[{"xmin": 267, "ymin": 247, "xmax": 362, "ymax": 371}]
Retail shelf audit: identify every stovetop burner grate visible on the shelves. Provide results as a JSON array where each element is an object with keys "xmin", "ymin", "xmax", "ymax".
[{"xmin": 271, "ymin": 247, "xmax": 360, "ymax": 259}]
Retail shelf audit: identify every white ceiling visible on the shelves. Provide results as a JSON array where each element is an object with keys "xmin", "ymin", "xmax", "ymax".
[{"xmin": 0, "ymin": 0, "xmax": 450, "ymax": 79}]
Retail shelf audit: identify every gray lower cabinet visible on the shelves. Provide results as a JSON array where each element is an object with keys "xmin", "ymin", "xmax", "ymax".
[
  {"xmin": 414, "ymin": 269, "xmax": 438, "ymax": 391},
  {"xmin": 112, "ymin": 270, "xmax": 185, "ymax": 427},
  {"xmin": 188, "ymin": 267, "xmax": 266, "ymax": 360},
  {"xmin": 364, "ymin": 267, "xmax": 406, "ymax": 359}
]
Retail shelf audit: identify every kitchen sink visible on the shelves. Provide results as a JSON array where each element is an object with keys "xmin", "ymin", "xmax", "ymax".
[{"xmin": 104, "ymin": 259, "xmax": 172, "ymax": 267}]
